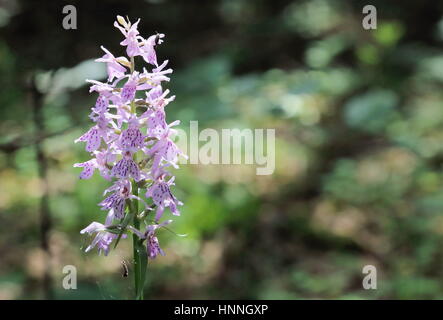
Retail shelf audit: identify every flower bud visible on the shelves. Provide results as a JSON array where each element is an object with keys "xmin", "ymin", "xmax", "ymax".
[{"xmin": 116, "ymin": 15, "xmax": 129, "ymax": 29}]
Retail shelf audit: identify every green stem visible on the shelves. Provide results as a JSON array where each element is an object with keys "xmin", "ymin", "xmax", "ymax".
[
  {"xmin": 129, "ymin": 54, "xmax": 148, "ymax": 300},
  {"xmin": 131, "ymin": 184, "xmax": 148, "ymax": 300},
  {"xmin": 130, "ymin": 56, "xmax": 135, "ymax": 73},
  {"xmin": 129, "ymin": 55, "xmax": 144, "ymax": 300},
  {"xmin": 132, "ymin": 182, "xmax": 142, "ymax": 300}
]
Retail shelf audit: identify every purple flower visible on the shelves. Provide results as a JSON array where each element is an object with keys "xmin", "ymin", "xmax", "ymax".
[
  {"xmin": 87, "ymin": 80, "xmax": 119, "ymax": 104},
  {"xmin": 140, "ymin": 33, "xmax": 164, "ymax": 66},
  {"xmin": 100, "ymin": 192, "xmax": 126, "ymax": 219},
  {"xmin": 75, "ymin": 113, "xmax": 113, "ymax": 153},
  {"xmin": 99, "ymin": 183, "xmax": 129, "ymax": 220},
  {"xmin": 148, "ymin": 133, "xmax": 186, "ymax": 170},
  {"xmin": 75, "ymin": 126, "xmax": 102, "ymax": 152},
  {"xmin": 117, "ymin": 121, "xmax": 145, "ymax": 152},
  {"xmin": 147, "ymin": 85, "xmax": 163, "ymax": 102},
  {"xmin": 77, "ymin": 16, "xmax": 185, "ymax": 259},
  {"xmin": 80, "ymin": 222, "xmax": 126, "ymax": 256},
  {"xmin": 130, "ymin": 220, "xmax": 171, "ymax": 258},
  {"xmin": 145, "ymin": 109, "xmax": 167, "ymax": 138},
  {"xmin": 146, "ymin": 86, "xmax": 175, "ymax": 109},
  {"xmin": 74, "ymin": 160, "xmax": 96, "ymax": 179},
  {"xmin": 96, "ymin": 46, "xmax": 127, "ymax": 82},
  {"xmin": 114, "ymin": 18, "xmax": 142, "ymax": 57},
  {"xmin": 73, "ymin": 150, "xmax": 113, "ymax": 180},
  {"xmin": 111, "ymin": 151, "xmax": 141, "ymax": 181},
  {"xmin": 93, "ymin": 95, "xmax": 109, "ymax": 113},
  {"xmin": 74, "ymin": 149, "xmax": 113, "ymax": 179},
  {"xmin": 121, "ymin": 75, "xmax": 138, "ymax": 102},
  {"xmin": 146, "ymin": 175, "xmax": 182, "ymax": 221}
]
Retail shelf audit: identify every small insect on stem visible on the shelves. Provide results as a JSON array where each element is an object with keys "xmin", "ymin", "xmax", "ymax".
[{"xmin": 121, "ymin": 260, "xmax": 129, "ymax": 278}]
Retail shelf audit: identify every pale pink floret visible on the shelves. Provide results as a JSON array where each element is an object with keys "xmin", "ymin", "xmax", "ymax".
[
  {"xmin": 80, "ymin": 222, "xmax": 127, "ymax": 256},
  {"xmin": 96, "ymin": 46, "xmax": 127, "ymax": 82}
]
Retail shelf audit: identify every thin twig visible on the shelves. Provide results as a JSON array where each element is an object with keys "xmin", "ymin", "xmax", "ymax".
[{"xmin": 28, "ymin": 73, "xmax": 53, "ymax": 300}]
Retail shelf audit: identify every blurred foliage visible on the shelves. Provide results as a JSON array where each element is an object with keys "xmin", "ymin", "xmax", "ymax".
[{"xmin": 1, "ymin": 0, "xmax": 443, "ymax": 299}]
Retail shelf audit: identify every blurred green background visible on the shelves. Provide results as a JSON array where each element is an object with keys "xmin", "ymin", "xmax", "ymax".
[{"xmin": 1, "ymin": 0, "xmax": 443, "ymax": 299}]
